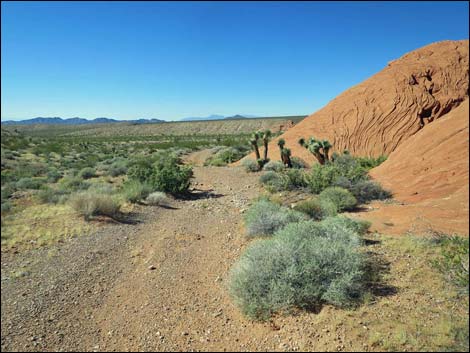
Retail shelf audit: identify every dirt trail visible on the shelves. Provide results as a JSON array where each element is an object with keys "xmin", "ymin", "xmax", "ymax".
[{"xmin": 1, "ymin": 157, "xmax": 282, "ymax": 351}]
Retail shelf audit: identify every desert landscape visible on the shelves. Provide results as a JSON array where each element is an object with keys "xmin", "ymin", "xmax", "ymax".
[{"xmin": 1, "ymin": 2, "xmax": 469, "ymax": 353}]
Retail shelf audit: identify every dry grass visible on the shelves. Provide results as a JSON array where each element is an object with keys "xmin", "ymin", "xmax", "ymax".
[{"xmin": 1, "ymin": 203, "xmax": 95, "ymax": 250}]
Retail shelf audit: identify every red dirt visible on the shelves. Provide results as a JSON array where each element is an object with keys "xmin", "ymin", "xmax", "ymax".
[{"xmin": 358, "ymin": 99, "xmax": 469, "ymax": 236}]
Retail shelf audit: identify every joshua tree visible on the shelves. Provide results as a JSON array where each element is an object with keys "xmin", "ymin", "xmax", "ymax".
[
  {"xmin": 277, "ymin": 138, "xmax": 293, "ymax": 168},
  {"xmin": 298, "ymin": 136, "xmax": 332, "ymax": 165},
  {"xmin": 262, "ymin": 130, "xmax": 272, "ymax": 162},
  {"xmin": 281, "ymin": 147, "xmax": 293, "ymax": 168},
  {"xmin": 250, "ymin": 132, "xmax": 261, "ymax": 161}
]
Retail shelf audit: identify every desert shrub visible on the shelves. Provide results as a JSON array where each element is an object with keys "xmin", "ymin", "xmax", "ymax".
[
  {"xmin": 128, "ymin": 154, "xmax": 192, "ymax": 194},
  {"xmin": 146, "ymin": 191, "xmax": 168, "ymax": 206},
  {"xmin": 260, "ymin": 169, "xmax": 307, "ymax": 193},
  {"xmin": 263, "ymin": 161, "xmax": 285, "ymax": 172},
  {"xmin": 307, "ymin": 153, "xmax": 370, "ymax": 194},
  {"xmin": 108, "ymin": 162, "xmax": 128, "ymax": 177},
  {"xmin": 242, "ymin": 158, "xmax": 260, "ymax": 172},
  {"xmin": 78, "ymin": 167, "xmax": 96, "ymax": 179},
  {"xmin": 88, "ymin": 183, "xmax": 116, "ymax": 195},
  {"xmin": 349, "ymin": 180, "xmax": 392, "ymax": 203},
  {"xmin": 205, "ymin": 146, "xmax": 248, "ymax": 166},
  {"xmin": 16, "ymin": 177, "xmax": 46, "ymax": 190},
  {"xmin": 121, "ymin": 180, "xmax": 153, "ymax": 203},
  {"xmin": 58, "ymin": 176, "xmax": 90, "ymax": 192},
  {"xmin": 259, "ymin": 171, "xmax": 289, "ymax": 192},
  {"xmin": 318, "ymin": 187, "xmax": 357, "ymax": 212},
  {"xmin": 306, "ymin": 163, "xmax": 340, "ymax": 194},
  {"xmin": 1, "ymin": 201, "xmax": 12, "ymax": 213},
  {"xmin": 431, "ymin": 234, "xmax": 469, "ymax": 292},
  {"xmin": 285, "ymin": 169, "xmax": 308, "ymax": 188},
  {"xmin": 291, "ymin": 156, "xmax": 307, "ymax": 169},
  {"xmin": 46, "ymin": 169, "xmax": 62, "ymax": 183},
  {"xmin": 69, "ymin": 192, "xmax": 121, "ymax": 221},
  {"xmin": 321, "ymin": 216, "xmax": 371, "ymax": 236},
  {"xmin": 229, "ymin": 220, "xmax": 366, "ymax": 320},
  {"xmin": 331, "ymin": 153, "xmax": 369, "ymax": 183},
  {"xmin": 37, "ymin": 187, "xmax": 69, "ymax": 204},
  {"xmin": 1, "ymin": 184, "xmax": 15, "ymax": 202},
  {"xmin": 355, "ymin": 155, "xmax": 387, "ymax": 170},
  {"xmin": 244, "ymin": 199, "xmax": 307, "ymax": 237},
  {"xmin": 293, "ymin": 198, "xmax": 337, "ymax": 220}
]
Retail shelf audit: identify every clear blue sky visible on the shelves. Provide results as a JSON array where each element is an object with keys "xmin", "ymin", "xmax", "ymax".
[{"xmin": 1, "ymin": 1, "xmax": 468, "ymax": 121}]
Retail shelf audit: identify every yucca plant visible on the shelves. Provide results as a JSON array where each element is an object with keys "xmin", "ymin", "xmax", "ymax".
[{"xmin": 299, "ymin": 136, "xmax": 332, "ymax": 165}]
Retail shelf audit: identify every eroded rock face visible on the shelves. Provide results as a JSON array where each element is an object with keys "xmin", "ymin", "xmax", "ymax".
[{"xmin": 243, "ymin": 40, "xmax": 468, "ymax": 164}]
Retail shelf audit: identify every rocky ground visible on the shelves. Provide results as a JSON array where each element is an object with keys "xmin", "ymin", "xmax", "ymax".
[{"xmin": 1, "ymin": 152, "xmax": 467, "ymax": 352}]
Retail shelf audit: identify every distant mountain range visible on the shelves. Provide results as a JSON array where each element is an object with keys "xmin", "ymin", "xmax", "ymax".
[
  {"xmin": 180, "ymin": 114, "xmax": 257, "ymax": 121},
  {"xmin": 1, "ymin": 114, "xmax": 259, "ymax": 125},
  {"xmin": 1, "ymin": 117, "xmax": 166, "ymax": 125}
]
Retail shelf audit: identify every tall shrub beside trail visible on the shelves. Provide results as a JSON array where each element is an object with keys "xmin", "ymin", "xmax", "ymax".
[
  {"xmin": 229, "ymin": 217, "xmax": 367, "ymax": 320},
  {"xmin": 244, "ymin": 199, "xmax": 308, "ymax": 237},
  {"xmin": 127, "ymin": 153, "xmax": 193, "ymax": 194}
]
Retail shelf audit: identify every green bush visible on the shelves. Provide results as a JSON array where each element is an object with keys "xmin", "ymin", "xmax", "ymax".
[
  {"xmin": 229, "ymin": 219, "xmax": 366, "ymax": 320},
  {"xmin": 321, "ymin": 216, "xmax": 371, "ymax": 236},
  {"xmin": 146, "ymin": 191, "xmax": 168, "ymax": 206},
  {"xmin": 350, "ymin": 180, "xmax": 392, "ymax": 204},
  {"xmin": 1, "ymin": 201, "xmax": 12, "ymax": 213},
  {"xmin": 291, "ymin": 156, "xmax": 307, "ymax": 169},
  {"xmin": 259, "ymin": 171, "xmax": 289, "ymax": 192},
  {"xmin": 285, "ymin": 169, "xmax": 307, "ymax": 188},
  {"xmin": 242, "ymin": 158, "xmax": 260, "ymax": 172},
  {"xmin": 69, "ymin": 192, "xmax": 121, "ymax": 221},
  {"xmin": 78, "ymin": 167, "xmax": 96, "ymax": 179},
  {"xmin": 37, "ymin": 187, "xmax": 69, "ymax": 204},
  {"xmin": 16, "ymin": 177, "xmax": 46, "ymax": 190},
  {"xmin": 355, "ymin": 155, "xmax": 387, "ymax": 170},
  {"xmin": 204, "ymin": 146, "xmax": 248, "ymax": 166},
  {"xmin": 108, "ymin": 162, "xmax": 127, "ymax": 177},
  {"xmin": 318, "ymin": 187, "xmax": 357, "ymax": 212},
  {"xmin": 121, "ymin": 180, "xmax": 153, "ymax": 203},
  {"xmin": 244, "ymin": 199, "xmax": 308, "ymax": 237},
  {"xmin": 128, "ymin": 154, "xmax": 193, "ymax": 194},
  {"xmin": 58, "ymin": 176, "xmax": 90, "ymax": 192},
  {"xmin": 263, "ymin": 161, "xmax": 285, "ymax": 172},
  {"xmin": 293, "ymin": 198, "xmax": 337, "ymax": 220},
  {"xmin": 306, "ymin": 163, "xmax": 341, "ymax": 194},
  {"xmin": 431, "ymin": 234, "xmax": 469, "ymax": 292},
  {"xmin": 46, "ymin": 169, "xmax": 62, "ymax": 183}
]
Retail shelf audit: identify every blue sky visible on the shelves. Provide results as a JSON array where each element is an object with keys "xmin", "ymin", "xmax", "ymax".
[{"xmin": 1, "ymin": 1, "xmax": 468, "ymax": 121}]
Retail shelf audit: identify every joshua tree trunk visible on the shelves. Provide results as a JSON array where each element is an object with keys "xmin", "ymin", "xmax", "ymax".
[
  {"xmin": 314, "ymin": 152, "xmax": 325, "ymax": 165},
  {"xmin": 252, "ymin": 142, "xmax": 261, "ymax": 160},
  {"xmin": 263, "ymin": 140, "xmax": 268, "ymax": 161}
]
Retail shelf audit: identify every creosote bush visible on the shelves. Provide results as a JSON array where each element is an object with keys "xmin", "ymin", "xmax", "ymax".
[
  {"xmin": 263, "ymin": 160, "xmax": 285, "ymax": 172},
  {"xmin": 244, "ymin": 199, "xmax": 307, "ymax": 237},
  {"xmin": 229, "ymin": 217, "xmax": 366, "ymax": 320},
  {"xmin": 128, "ymin": 153, "xmax": 192, "ymax": 194},
  {"xmin": 318, "ymin": 187, "xmax": 357, "ymax": 212},
  {"xmin": 78, "ymin": 167, "xmax": 96, "ymax": 179},
  {"xmin": 69, "ymin": 192, "xmax": 121, "ymax": 221},
  {"xmin": 293, "ymin": 198, "xmax": 337, "ymax": 220},
  {"xmin": 349, "ymin": 180, "xmax": 392, "ymax": 204},
  {"xmin": 16, "ymin": 177, "xmax": 46, "ymax": 190},
  {"xmin": 242, "ymin": 158, "xmax": 260, "ymax": 172},
  {"xmin": 122, "ymin": 180, "xmax": 153, "ymax": 203},
  {"xmin": 146, "ymin": 191, "xmax": 168, "ymax": 206}
]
